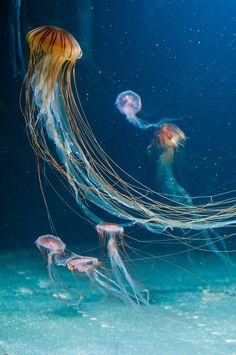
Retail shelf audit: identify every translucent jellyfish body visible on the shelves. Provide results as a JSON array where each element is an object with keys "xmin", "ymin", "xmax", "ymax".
[
  {"xmin": 96, "ymin": 222, "xmax": 149, "ymax": 306},
  {"xmin": 148, "ymin": 124, "xmax": 233, "ymax": 265},
  {"xmin": 115, "ymin": 90, "xmax": 142, "ymax": 118}
]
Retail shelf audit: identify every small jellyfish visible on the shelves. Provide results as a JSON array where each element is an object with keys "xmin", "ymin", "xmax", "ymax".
[
  {"xmin": 147, "ymin": 124, "xmax": 233, "ymax": 265},
  {"xmin": 36, "ymin": 235, "xmax": 126, "ymax": 303},
  {"xmin": 64, "ymin": 254, "xmax": 125, "ymax": 297},
  {"xmin": 96, "ymin": 222, "xmax": 149, "ymax": 307},
  {"xmin": 154, "ymin": 123, "xmax": 186, "ymax": 150},
  {"xmin": 35, "ymin": 234, "xmax": 66, "ymax": 295},
  {"xmin": 115, "ymin": 90, "xmax": 142, "ymax": 119},
  {"xmin": 66, "ymin": 255, "xmax": 100, "ymax": 273},
  {"xmin": 35, "ymin": 234, "xmax": 66, "ymax": 255}
]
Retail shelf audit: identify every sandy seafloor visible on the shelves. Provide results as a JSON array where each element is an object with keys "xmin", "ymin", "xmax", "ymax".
[{"xmin": 1, "ymin": 245, "xmax": 236, "ymax": 355}]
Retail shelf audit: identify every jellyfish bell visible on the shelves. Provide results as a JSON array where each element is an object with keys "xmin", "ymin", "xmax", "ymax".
[
  {"xmin": 148, "ymin": 124, "xmax": 234, "ymax": 266},
  {"xmin": 66, "ymin": 255, "xmax": 100, "ymax": 273},
  {"xmin": 115, "ymin": 90, "xmax": 142, "ymax": 118},
  {"xmin": 155, "ymin": 123, "xmax": 186, "ymax": 150},
  {"xmin": 35, "ymin": 234, "xmax": 66, "ymax": 255},
  {"xmin": 27, "ymin": 25, "xmax": 82, "ymax": 61},
  {"xmin": 96, "ymin": 222, "xmax": 124, "ymax": 239},
  {"xmin": 96, "ymin": 222, "xmax": 124, "ymax": 247}
]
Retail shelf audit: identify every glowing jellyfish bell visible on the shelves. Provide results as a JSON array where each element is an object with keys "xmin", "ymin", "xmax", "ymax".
[
  {"xmin": 155, "ymin": 123, "xmax": 186, "ymax": 150},
  {"xmin": 35, "ymin": 234, "xmax": 66, "ymax": 255},
  {"xmin": 96, "ymin": 222, "xmax": 124, "ymax": 242},
  {"xmin": 27, "ymin": 25, "xmax": 82, "ymax": 60},
  {"xmin": 115, "ymin": 90, "xmax": 142, "ymax": 118},
  {"xmin": 66, "ymin": 255, "xmax": 100, "ymax": 273}
]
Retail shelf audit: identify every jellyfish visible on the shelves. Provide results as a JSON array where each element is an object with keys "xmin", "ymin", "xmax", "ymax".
[
  {"xmin": 9, "ymin": 0, "xmax": 25, "ymax": 78},
  {"xmin": 22, "ymin": 25, "xmax": 236, "ymax": 248},
  {"xmin": 115, "ymin": 90, "xmax": 182, "ymax": 130},
  {"xmin": 147, "ymin": 123, "xmax": 192, "ymax": 205},
  {"xmin": 147, "ymin": 124, "xmax": 233, "ymax": 265},
  {"xmin": 35, "ymin": 234, "xmax": 66, "ymax": 259},
  {"xmin": 96, "ymin": 222, "xmax": 149, "ymax": 306},
  {"xmin": 59, "ymin": 253, "xmax": 126, "ymax": 300},
  {"xmin": 35, "ymin": 234, "xmax": 127, "ymax": 303}
]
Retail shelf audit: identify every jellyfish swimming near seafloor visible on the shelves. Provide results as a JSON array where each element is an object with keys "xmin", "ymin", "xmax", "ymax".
[
  {"xmin": 35, "ymin": 234, "xmax": 126, "ymax": 303},
  {"xmin": 35, "ymin": 234, "xmax": 66, "ymax": 295},
  {"xmin": 22, "ymin": 25, "xmax": 236, "ymax": 307},
  {"xmin": 147, "ymin": 123, "xmax": 233, "ymax": 266},
  {"xmin": 115, "ymin": 90, "xmax": 182, "ymax": 130},
  {"xmin": 96, "ymin": 222, "xmax": 149, "ymax": 306}
]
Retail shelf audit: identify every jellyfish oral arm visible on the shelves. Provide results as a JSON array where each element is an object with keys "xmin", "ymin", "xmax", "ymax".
[
  {"xmin": 106, "ymin": 235, "xmax": 149, "ymax": 306},
  {"xmin": 156, "ymin": 149, "xmax": 193, "ymax": 205}
]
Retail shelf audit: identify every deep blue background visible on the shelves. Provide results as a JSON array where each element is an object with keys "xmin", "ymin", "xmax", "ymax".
[{"xmin": 1, "ymin": 0, "xmax": 236, "ymax": 249}]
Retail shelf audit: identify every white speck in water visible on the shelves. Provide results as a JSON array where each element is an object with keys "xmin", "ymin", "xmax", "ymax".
[
  {"xmin": 17, "ymin": 287, "xmax": 33, "ymax": 295},
  {"xmin": 225, "ymin": 339, "xmax": 236, "ymax": 344},
  {"xmin": 101, "ymin": 324, "xmax": 115, "ymax": 329}
]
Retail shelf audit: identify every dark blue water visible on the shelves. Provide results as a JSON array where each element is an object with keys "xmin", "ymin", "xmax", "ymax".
[{"xmin": 1, "ymin": 1, "xmax": 236, "ymax": 353}]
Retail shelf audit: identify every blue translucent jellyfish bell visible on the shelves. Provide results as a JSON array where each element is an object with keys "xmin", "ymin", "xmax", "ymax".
[{"xmin": 115, "ymin": 90, "xmax": 142, "ymax": 117}]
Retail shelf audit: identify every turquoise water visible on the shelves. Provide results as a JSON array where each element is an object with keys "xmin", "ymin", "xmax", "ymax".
[{"xmin": 1, "ymin": 246, "xmax": 236, "ymax": 354}]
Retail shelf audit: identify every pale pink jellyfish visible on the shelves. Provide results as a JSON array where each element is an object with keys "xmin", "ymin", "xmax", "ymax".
[
  {"xmin": 96, "ymin": 222, "xmax": 149, "ymax": 306},
  {"xmin": 115, "ymin": 90, "xmax": 142, "ymax": 119},
  {"xmin": 35, "ymin": 234, "xmax": 66, "ymax": 293},
  {"xmin": 36, "ymin": 235, "xmax": 125, "ymax": 302},
  {"xmin": 35, "ymin": 234, "xmax": 66, "ymax": 255}
]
